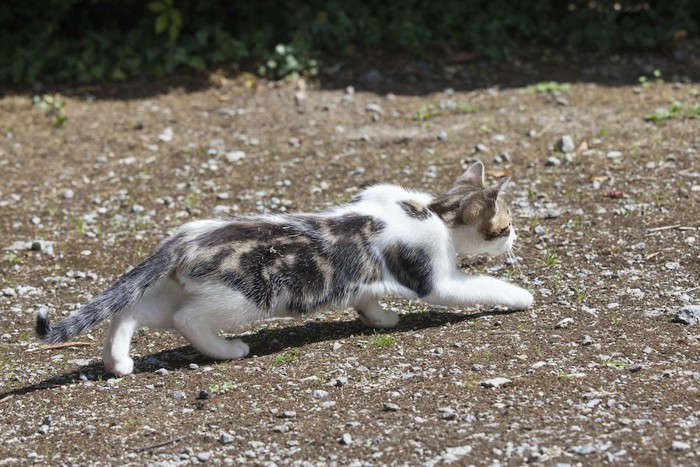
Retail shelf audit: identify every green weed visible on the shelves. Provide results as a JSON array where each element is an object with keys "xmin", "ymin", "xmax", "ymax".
[
  {"xmin": 459, "ymin": 104, "xmax": 479, "ymax": 113},
  {"xmin": 577, "ymin": 288, "xmax": 585, "ymax": 304},
  {"xmin": 544, "ymin": 245, "xmax": 557, "ymax": 267},
  {"xmin": 370, "ymin": 334, "xmax": 396, "ymax": 348},
  {"xmin": 520, "ymin": 81, "xmax": 570, "ymax": 94},
  {"xmin": 273, "ymin": 349, "xmax": 299, "ymax": 364},
  {"xmin": 604, "ymin": 358, "xmax": 631, "ymax": 369},
  {"xmin": 414, "ymin": 105, "xmax": 438, "ymax": 121},
  {"xmin": 610, "ymin": 309, "xmax": 620, "ymax": 325},
  {"xmin": 33, "ymin": 94, "xmax": 67, "ymax": 127}
]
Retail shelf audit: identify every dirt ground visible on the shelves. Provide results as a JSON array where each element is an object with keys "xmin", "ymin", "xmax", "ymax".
[{"xmin": 1, "ymin": 48, "xmax": 699, "ymax": 466}]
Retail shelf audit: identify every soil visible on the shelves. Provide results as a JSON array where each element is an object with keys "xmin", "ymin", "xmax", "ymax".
[{"xmin": 1, "ymin": 48, "xmax": 699, "ymax": 466}]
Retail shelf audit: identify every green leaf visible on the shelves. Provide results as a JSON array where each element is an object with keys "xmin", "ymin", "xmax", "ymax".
[
  {"xmin": 187, "ymin": 56, "xmax": 206, "ymax": 70},
  {"xmin": 147, "ymin": 1, "xmax": 165, "ymax": 12},
  {"xmin": 168, "ymin": 23, "xmax": 179, "ymax": 42},
  {"xmin": 170, "ymin": 9, "xmax": 182, "ymax": 29},
  {"xmin": 155, "ymin": 14, "xmax": 169, "ymax": 35}
]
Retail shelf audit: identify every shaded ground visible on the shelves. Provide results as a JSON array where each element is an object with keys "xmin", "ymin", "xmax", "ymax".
[{"xmin": 1, "ymin": 50, "xmax": 699, "ymax": 466}]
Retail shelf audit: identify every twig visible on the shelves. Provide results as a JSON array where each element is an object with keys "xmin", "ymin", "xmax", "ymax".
[
  {"xmin": 131, "ymin": 436, "xmax": 183, "ymax": 452},
  {"xmin": 0, "ymin": 394, "xmax": 13, "ymax": 403},
  {"xmin": 645, "ymin": 251, "xmax": 661, "ymax": 260},
  {"xmin": 40, "ymin": 342, "xmax": 92, "ymax": 350},
  {"xmin": 646, "ymin": 224, "xmax": 681, "ymax": 233}
]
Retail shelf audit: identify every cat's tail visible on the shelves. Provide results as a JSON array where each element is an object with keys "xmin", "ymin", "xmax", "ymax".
[{"xmin": 35, "ymin": 235, "xmax": 182, "ymax": 344}]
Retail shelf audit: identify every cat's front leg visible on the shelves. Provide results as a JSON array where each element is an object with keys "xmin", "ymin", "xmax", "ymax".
[
  {"xmin": 426, "ymin": 273, "xmax": 534, "ymax": 310},
  {"xmin": 354, "ymin": 298, "xmax": 400, "ymax": 328}
]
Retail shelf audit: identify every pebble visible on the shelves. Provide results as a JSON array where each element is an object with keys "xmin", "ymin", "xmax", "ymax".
[
  {"xmin": 83, "ymin": 425, "xmax": 96, "ymax": 434},
  {"xmin": 225, "ymin": 151, "xmax": 245, "ymax": 163},
  {"xmin": 556, "ymin": 135, "xmax": 575, "ymax": 153},
  {"xmin": 606, "ymin": 150, "xmax": 623, "ymax": 159},
  {"xmin": 383, "ymin": 402, "xmax": 400, "ymax": 412},
  {"xmin": 555, "ymin": 317, "xmax": 575, "ymax": 329},
  {"xmin": 493, "ymin": 152, "xmax": 511, "ymax": 163},
  {"xmin": 365, "ymin": 103, "xmax": 384, "ymax": 114},
  {"xmin": 155, "ymin": 368, "xmax": 169, "ymax": 376},
  {"xmin": 545, "ymin": 156, "xmax": 561, "ymax": 166},
  {"xmin": 475, "ymin": 143, "xmax": 489, "ymax": 153},
  {"xmin": 68, "ymin": 358, "xmax": 91, "ymax": 367},
  {"xmin": 173, "ymin": 391, "xmax": 186, "ymax": 399},
  {"xmin": 581, "ymin": 335, "xmax": 593, "ymax": 346},
  {"xmin": 331, "ymin": 342, "xmax": 342, "ymax": 351},
  {"xmin": 341, "ymin": 433, "xmax": 353, "ymax": 445},
  {"xmin": 313, "ymin": 390, "xmax": 329, "ymax": 398},
  {"xmin": 673, "ymin": 305, "xmax": 700, "ymax": 325},
  {"xmin": 471, "ymin": 364, "xmax": 484, "ymax": 372},
  {"xmin": 198, "ymin": 389, "xmax": 212, "ymax": 400},
  {"xmin": 63, "ymin": 189, "xmax": 75, "ymax": 199},
  {"xmin": 437, "ymin": 130, "xmax": 448, "ymax": 141},
  {"xmin": 158, "ymin": 127, "xmax": 173, "ymax": 142},
  {"xmin": 481, "ymin": 377, "xmax": 512, "ymax": 388},
  {"xmin": 219, "ymin": 432, "xmax": 234, "ymax": 445},
  {"xmin": 196, "ymin": 452, "xmax": 212, "ymax": 462},
  {"xmin": 664, "ymin": 261, "xmax": 680, "ymax": 271},
  {"xmin": 271, "ymin": 424, "xmax": 289, "ymax": 433},
  {"xmin": 672, "ymin": 441, "xmax": 691, "ymax": 451}
]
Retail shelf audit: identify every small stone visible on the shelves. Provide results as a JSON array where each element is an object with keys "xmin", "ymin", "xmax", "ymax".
[
  {"xmin": 383, "ymin": 402, "xmax": 400, "ymax": 412},
  {"xmin": 570, "ymin": 445, "xmax": 597, "ymax": 456},
  {"xmin": 83, "ymin": 425, "xmax": 96, "ymax": 434},
  {"xmin": 331, "ymin": 342, "xmax": 342, "ymax": 352},
  {"xmin": 155, "ymin": 368, "xmax": 169, "ymax": 376},
  {"xmin": 63, "ymin": 189, "xmax": 75, "ymax": 200},
  {"xmin": 280, "ymin": 411, "xmax": 297, "ymax": 419},
  {"xmin": 475, "ymin": 143, "xmax": 489, "ymax": 153},
  {"xmin": 555, "ymin": 317, "xmax": 575, "ymax": 329},
  {"xmin": 68, "ymin": 358, "xmax": 91, "ymax": 367},
  {"xmin": 581, "ymin": 335, "xmax": 593, "ymax": 346},
  {"xmin": 189, "ymin": 363, "xmax": 199, "ymax": 370},
  {"xmin": 158, "ymin": 127, "xmax": 173, "ymax": 142},
  {"xmin": 545, "ymin": 156, "xmax": 561, "ymax": 166},
  {"xmin": 340, "ymin": 433, "xmax": 353, "ymax": 445},
  {"xmin": 225, "ymin": 151, "xmax": 245, "ymax": 163},
  {"xmin": 629, "ymin": 364, "xmax": 642, "ymax": 373},
  {"xmin": 664, "ymin": 261, "xmax": 680, "ymax": 271},
  {"xmin": 38, "ymin": 424, "xmax": 49, "ymax": 434},
  {"xmin": 673, "ymin": 306, "xmax": 700, "ymax": 325},
  {"xmin": 481, "ymin": 377, "xmax": 512, "ymax": 388},
  {"xmin": 556, "ymin": 136, "xmax": 575, "ymax": 153},
  {"xmin": 218, "ymin": 433, "xmax": 234, "ymax": 445},
  {"xmin": 271, "ymin": 424, "xmax": 289, "ymax": 433},
  {"xmin": 494, "ymin": 152, "xmax": 511, "ymax": 163},
  {"xmin": 440, "ymin": 408, "xmax": 457, "ymax": 420},
  {"xmin": 606, "ymin": 150, "xmax": 623, "ymax": 159},
  {"xmin": 313, "ymin": 390, "xmax": 329, "ymax": 398},
  {"xmin": 437, "ymin": 130, "xmax": 448, "ymax": 141},
  {"xmin": 196, "ymin": 452, "xmax": 212, "ymax": 462},
  {"xmin": 198, "ymin": 389, "xmax": 212, "ymax": 400},
  {"xmin": 365, "ymin": 103, "xmax": 383, "ymax": 114},
  {"xmin": 672, "ymin": 441, "xmax": 691, "ymax": 451},
  {"xmin": 173, "ymin": 391, "xmax": 186, "ymax": 399},
  {"xmin": 471, "ymin": 364, "xmax": 484, "ymax": 372},
  {"xmin": 131, "ymin": 204, "xmax": 145, "ymax": 213}
]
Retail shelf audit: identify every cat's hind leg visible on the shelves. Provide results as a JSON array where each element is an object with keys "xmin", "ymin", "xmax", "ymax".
[
  {"xmin": 172, "ymin": 297, "xmax": 250, "ymax": 361},
  {"xmin": 103, "ymin": 276, "xmax": 185, "ymax": 376},
  {"xmin": 355, "ymin": 298, "xmax": 399, "ymax": 328}
]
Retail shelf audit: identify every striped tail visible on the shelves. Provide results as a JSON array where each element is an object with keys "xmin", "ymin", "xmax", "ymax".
[{"xmin": 35, "ymin": 237, "xmax": 181, "ymax": 344}]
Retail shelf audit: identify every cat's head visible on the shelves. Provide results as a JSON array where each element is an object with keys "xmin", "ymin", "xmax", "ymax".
[{"xmin": 431, "ymin": 161, "xmax": 515, "ymax": 257}]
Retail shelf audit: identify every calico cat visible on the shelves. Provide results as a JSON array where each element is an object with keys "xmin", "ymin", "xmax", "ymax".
[{"xmin": 36, "ymin": 162, "xmax": 533, "ymax": 376}]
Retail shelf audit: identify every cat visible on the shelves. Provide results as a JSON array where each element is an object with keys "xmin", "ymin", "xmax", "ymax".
[{"xmin": 36, "ymin": 161, "xmax": 533, "ymax": 376}]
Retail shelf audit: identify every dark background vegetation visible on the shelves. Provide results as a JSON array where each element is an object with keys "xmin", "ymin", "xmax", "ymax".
[{"xmin": 2, "ymin": 0, "xmax": 699, "ymax": 85}]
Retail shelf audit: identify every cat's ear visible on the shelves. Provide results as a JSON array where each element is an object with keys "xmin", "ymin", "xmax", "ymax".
[
  {"xmin": 485, "ymin": 176, "xmax": 510, "ymax": 200},
  {"xmin": 454, "ymin": 161, "xmax": 485, "ymax": 188}
]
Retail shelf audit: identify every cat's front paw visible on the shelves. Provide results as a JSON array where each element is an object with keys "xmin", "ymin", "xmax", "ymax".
[
  {"xmin": 104, "ymin": 356, "xmax": 134, "ymax": 376},
  {"xmin": 508, "ymin": 288, "xmax": 534, "ymax": 310}
]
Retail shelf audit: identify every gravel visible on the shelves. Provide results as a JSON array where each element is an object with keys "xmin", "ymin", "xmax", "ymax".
[{"xmin": 1, "ymin": 56, "xmax": 699, "ymax": 466}]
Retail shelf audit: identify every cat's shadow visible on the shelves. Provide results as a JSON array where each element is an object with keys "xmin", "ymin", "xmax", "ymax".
[{"xmin": 2, "ymin": 308, "xmax": 518, "ymax": 399}]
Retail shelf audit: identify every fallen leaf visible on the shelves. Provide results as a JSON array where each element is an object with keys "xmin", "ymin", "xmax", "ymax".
[
  {"xmin": 589, "ymin": 175, "xmax": 609, "ymax": 184},
  {"xmin": 486, "ymin": 169, "xmax": 512, "ymax": 178}
]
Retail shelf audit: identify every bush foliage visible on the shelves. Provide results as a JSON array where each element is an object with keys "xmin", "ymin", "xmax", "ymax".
[{"xmin": 1, "ymin": 0, "xmax": 698, "ymax": 85}]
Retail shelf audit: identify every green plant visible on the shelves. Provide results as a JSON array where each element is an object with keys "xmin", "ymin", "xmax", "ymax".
[
  {"xmin": 147, "ymin": 0, "xmax": 182, "ymax": 43},
  {"xmin": 459, "ymin": 104, "xmax": 479, "ymax": 113},
  {"xmin": 544, "ymin": 245, "xmax": 557, "ymax": 267},
  {"xmin": 577, "ymin": 288, "xmax": 585, "ymax": 304},
  {"xmin": 5, "ymin": 252, "xmax": 23, "ymax": 265},
  {"xmin": 610, "ymin": 309, "xmax": 620, "ymax": 325},
  {"xmin": 414, "ymin": 105, "xmax": 438, "ymax": 121},
  {"xmin": 370, "ymin": 334, "xmax": 396, "ymax": 348},
  {"xmin": 520, "ymin": 81, "xmax": 570, "ymax": 94},
  {"xmin": 258, "ymin": 44, "xmax": 318, "ymax": 80},
  {"xmin": 33, "ymin": 95, "xmax": 67, "ymax": 127},
  {"xmin": 604, "ymin": 358, "xmax": 631, "ymax": 369},
  {"xmin": 273, "ymin": 349, "xmax": 299, "ymax": 364}
]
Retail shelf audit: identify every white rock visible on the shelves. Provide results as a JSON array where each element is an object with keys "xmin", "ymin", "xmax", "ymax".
[
  {"xmin": 158, "ymin": 127, "xmax": 173, "ymax": 142},
  {"xmin": 225, "ymin": 151, "xmax": 246, "ymax": 163},
  {"xmin": 555, "ymin": 317, "xmax": 575, "ymax": 329},
  {"xmin": 481, "ymin": 377, "xmax": 512, "ymax": 388}
]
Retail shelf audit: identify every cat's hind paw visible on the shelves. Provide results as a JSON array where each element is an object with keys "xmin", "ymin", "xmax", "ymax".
[
  {"xmin": 357, "ymin": 309, "xmax": 400, "ymax": 328},
  {"xmin": 507, "ymin": 289, "xmax": 534, "ymax": 310}
]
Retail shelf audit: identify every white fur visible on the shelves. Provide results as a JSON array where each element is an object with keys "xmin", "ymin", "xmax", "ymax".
[{"xmin": 102, "ymin": 184, "xmax": 533, "ymax": 376}]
